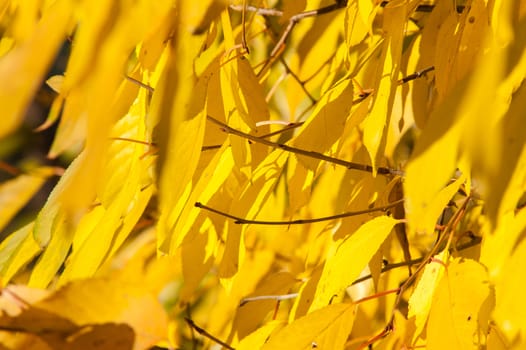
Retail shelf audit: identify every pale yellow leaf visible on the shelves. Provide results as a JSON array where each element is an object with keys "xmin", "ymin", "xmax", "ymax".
[
  {"xmin": 0, "ymin": 0, "xmax": 72, "ymax": 138},
  {"xmin": 362, "ymin": 1, "xmax": 406, "ymax": 173},
  {"xmin": 155, "ymin": 26, "xmax": 211, "ymax": 253},
  {"xmin": 0, "ymin": 223, "xmax": 41, "ymax": 285},
  {"xmin": 310, "ymin": 216, "xmax": 398, "ymax": 311},
  {"xmin": 491, "ymin": 234, "xmax": 526, "ymax": 343},
  {"xmin": 404, "ymin": 78, "xmax": 468, "ymax": 236},
  {"xmin": 219, "ymin": 149, "xmax": 288, "ymax": 280},
  {"xmin": 237, "ymin": 321, "xmax": 285, "ymax": 350},
  {"xmin": 292, "ymin": 78, "xmax": 353, "ymax": 170},
  {"xmin": 407, "ymin": 249, "xmax": 448, "ymax": 342},
  {"xmin": 0, "ymin": 168, "xmax": 53, "ymax": 232},
  {"xmin": 427, "ymin": 258, "xmax": 493, "ymax": 349},
  {"xmin": 262, "ymin": 303, "xmax": 355, "ymax": 350},
  {"xmin": 232, "ymin": 272, "xmax": 297, "ymax": 341}
]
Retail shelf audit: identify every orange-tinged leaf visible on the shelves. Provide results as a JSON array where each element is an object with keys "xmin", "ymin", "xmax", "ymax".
[
  {"xmin": 262, "ymin": 302, "xmax": 355, "ymax": 350},
  {"xmin": 426, "ymin": 258, "xmax": 492, "ymax": 349},
  {"xmin": 0, "ymin": 0, "xmax": 72, "ymax": 138},
  {"xmin": 311, "ymin": 215, "xmax": 398, "ymax": 311},
  {"xmin": 407, "ymin": 250, "xmax": 449, "ymax": 342}
]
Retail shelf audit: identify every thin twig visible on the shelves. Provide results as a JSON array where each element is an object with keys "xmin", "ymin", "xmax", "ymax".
[
  {"xmin": 240, "ymin": 293, "xmax": 299, "ymax": 307},
  {"xmin": 196, "ymin": 199, "xmax": 404, "ymax": 225},
  {"xmin": 257, "ymin": 2, "xmax": 347, "ymax": 76},
  {"xmin": 229, "ymin": 4, "xmax": 283, "ymax": 17},
  {"xmin": 241, "ymin": 0, "xmax": 249, "ymax": 53},
  {"xmin": 206, "ymin": 115, "xmax": 402, "ymax": 175},
  {"xmin": 259, "ymin": 122, "xmax": 304, "ymax": 139},
  {"xmin": 184, "ymin": 318, "xmax": 234, "ymax": 350},
  {"xmin": 280, "ymin": 58, "xmax": 317, "ymax": 103},
  {"xmin": 398, "ymin": 66, "xmax": 435, "ymax": 84},
  {"xmin": 350, "ymin": 234, "xmax": 482, "ymax": 286},
  {"xmin": 124, "ymin": 75, "xmax": 154, "ymax": 92}
]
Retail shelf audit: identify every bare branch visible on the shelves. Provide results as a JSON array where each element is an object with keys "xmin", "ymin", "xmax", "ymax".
[
  {"xmin": 184, "ymin": 318, "xmax": 234, "ymax": 350},
  {"xmin": 195, "ymin": 199, "xmax": 404, "ymax": 225},
  {"xmin": 240, "ymin": 293, "xmax": 299, "ymax": 307},
  {"xmin": 206, "ymin": 115, "xmax": 402, "ymax": 176}
]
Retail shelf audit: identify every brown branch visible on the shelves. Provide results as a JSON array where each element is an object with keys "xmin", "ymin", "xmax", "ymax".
[
  {"xmin": 184, "ymin": 318, "xmax": 234, "ymax": 350},
  {"xmin": 398, "ymin": 66, "xmax": 435, "ymax": 85},
  {"xmin": 195, "ymin": 199, "xmax": 404, "ymax": 225},
  {"xmin": 259, "ymin": 121, "xmax": 304, "ymax": 139},
  {"xmin": 279, "ymin": 58, "xmax": 317, "ymax": 104},
  {"xmin": 349, "ymin": 234, "xmax": 482, "ymax": 286},
  {"xmin": 206, "ymin": 115, "xmax": 402, "ymax": 176},
  {"xmin": 257, "ymin": 2, "xmax": 347, "ymax": 76}
]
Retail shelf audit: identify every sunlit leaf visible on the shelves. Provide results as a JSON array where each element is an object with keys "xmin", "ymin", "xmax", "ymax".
[
  {"xmin": 427, "ymin": 258, "xmax": 493, "ymax": 349},
  {"xmin": 407, "ymin": 249, "xmax": 447, "ymax": 343},
  {"xmin": 262, "ymin": 302, "xmax": 355, "ymax": 350},
  {"xmin": 311, "ymin": 215, "xmax": 398, "ymax": 311},
  {"xmin": 0, "ymin": 0, "xmax": 72, "ymax": 139},
  {"xmin": 0, "ymin": 167, "xmax": 54, "ymax": 232},
  {"xmin": 362, "ymin": 1, "xmax": 406, "ymax": 173}
]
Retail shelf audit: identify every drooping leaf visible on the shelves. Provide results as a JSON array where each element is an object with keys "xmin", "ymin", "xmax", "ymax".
[{"xmin": 0, "ymin": 0, "xmax": 72, "ymax": 139}]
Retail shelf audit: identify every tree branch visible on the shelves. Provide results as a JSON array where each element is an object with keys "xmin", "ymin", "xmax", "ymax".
[
  {"xmin": 206, "ymin": 115, "xmax": 402, "ymax": 176},
  {"xmin": 195, "ymin": 199, "xmax": 404, "ymax": 225}
]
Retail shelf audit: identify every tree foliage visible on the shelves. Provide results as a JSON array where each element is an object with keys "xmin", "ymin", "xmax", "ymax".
[{"xmin": 1, "ymin": 0, "xmax": 525, "ymax": 348}]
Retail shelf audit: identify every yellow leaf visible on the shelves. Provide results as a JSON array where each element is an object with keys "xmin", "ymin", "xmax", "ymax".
[
  {"xmin": 0, "ymin": 168, "xmax": 53, "ymax": 232},
  {"xmin": 237, "ymin": 320, "xmax": 285, "ymax": 350},
  {"xmin": 0, "ymin": 0, "xmax": 72, "ymax": 138},
  {"xmin": 155, "ymin": 25, "xmax": 211, "ymax": 253},
  {"xmin": 181, "ymin": 0, "xmax": 227, "ymax": 35},
  {"xmin": 218, "ymin": 149, "xmax": 288, "ymax": 280},
  {"xmin": 492, "ymin": 234, "xmax": 526, "ymax": 343},
  {"xmin": 345, "ymin": 0, "xmax": 368, "ymax": 48},
  {"xmin": 292, "ymin": 78, "xmax": 353, "ymax": 171},
  {"xmin": 362, "ymin": 1, "xmax": 406, "ymax": 173},
  {"xmin": 427, "ymin": 258, "xmax": 493, "ymax": 349},
  {"xmin": 170, "ymin": 144, "xmax": 234, "ymax": 250},
  {"xmin": 404, "ymin": 78, "xmax": 468, "ymax": 236},
  {"xmin": 231, "ymin": 272, "xmax": 297, "ymax": 341},
  {"xmin": 310, "ymin": 216, "xmax": 398, "ymax": 311},
  {"xmin": 180, "ymin": 220, "xmax": 216, "ymax": 302},
  {"xmin": 407, "ymin": 250, "xmax": 449, "ymax": 342},
  {"xmin": 0, "ymin": 223, "xmax": 41, "ymax": 285},
  {"xmin": 261, "ymin": 303, "xmax": 355, "ymax": 350},
  {"xmin": 289, "ymin": 265, "xmax": 323, "ymax": 321}
]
